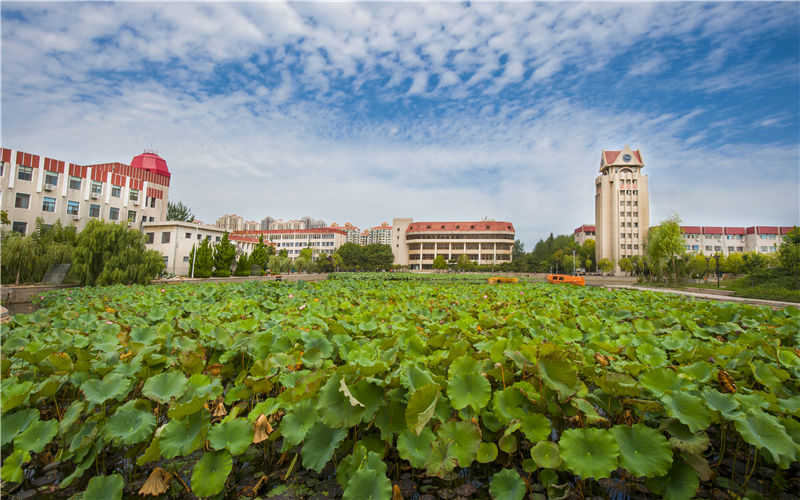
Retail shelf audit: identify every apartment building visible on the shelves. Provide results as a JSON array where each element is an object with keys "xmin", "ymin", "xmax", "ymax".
[
  {"xmin": 680, "ymin": 226, "xmax": 795, "ymax": 255},
  {"xmin": 594, "ymin": 145, "xmax": 650, "ymax": 268},
  {"xmin": 1, "ymin": 147, "xmax": 169, "ymax": 235},
  {"xmin": 573, "ymin": 224, "xmax": 596, "ymax": 246},
  {"xmin": 392, "ymin": 217, "xmax": 515, "ymax": 269},
  {"xmin": 260, "ymin": 216, "xmax": 325, "ymax": 230},
  {"xmin": 216, "ymin": 214, "xmax": 259, "ymax": 232},
  {"xmin": 368, "ymin": 222, "xmax": 393, "ymax": 245},
  {"xmin": 330, "ymin": 222, "xmax": 362, "ymax": 244},
  {"xmin": 233, "ymin": 228, "xmax": 347, "ymax": 258}
]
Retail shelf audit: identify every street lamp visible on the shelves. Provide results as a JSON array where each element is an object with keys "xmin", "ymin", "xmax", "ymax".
[
  {"xmin": 572, "ymin": 250, "xmax": 576, "ymax": 276},
  {"xmin": 713, "ymin": 254, "xmax": 721, "ymax": 288},
  {"xmin": 704, "ymin": 256, "xmax": 710, "ymax": 283}
]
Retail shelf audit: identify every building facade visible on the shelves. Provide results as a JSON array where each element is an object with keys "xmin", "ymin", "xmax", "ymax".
[
  {"xmin": 391, "ymin": 217, "xmax": 515, "ymax": 270},
  {"xmin": 681, "ymin": 226, "xmax": 795, "ymax": 255},
  {"xmin": 573, "ymin": 224, "xmax": 596, "ymax": 246},
  {"xmin": 216, "ymin": 214, "xmax": 259, "ymax": 232},
  {"xmin": 233, "ymin": 228, "xmax": 347, "ymax": 259},
  {"xmin": 143, "ymin": 221, "xmax": 226, "ymax": 276},
  {"xmin": 1, "ymin": 147, "xmax": 170, "ymax": 235},
  {"xmin": 260, "ymin": 216, "xmax": 325, "ymax": 230},
  {"xmin": 594, "ymin": 145, "xmax": 650, "ymax": 268}
]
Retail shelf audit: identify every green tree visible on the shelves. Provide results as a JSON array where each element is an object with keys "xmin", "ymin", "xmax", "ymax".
[
  {"xmin": 581, "ymin": 239, "xmax": 596, "ymax": 270},
  {"xmin": 72, "ymin": 220, "xmax": 164, "ymax": 286},
  {"xmin": 778, "ymin": 227, "xmax": 800, "ymax": 288},
  {"xmin": 619, "ymin": 257, "xmax": 633, "ymax": 277},
  {"xmin": 456, "ymin": 254, "xmax": 474, "ymax": 272},
  {"xmin": 646, "ymin": 215, "xmax": 685, "ymax": 283},
  {"xmin": 363, "ymin": 244, "xmax": 394, "ymax": 271},
  {"xmin": 742, "ymin": 251, "xmax": 767, "ymax": 287},
  {"xmin": 688, "ymin": 254, "xmax": 707, "ymax": 279},
  {"xmin": 166, "ymin": 201, "xmax": 194, "ymax": 222},
  {"xmin": 0, "ymin": 209, "xmax": 9, "ymax": 226},
  {"xmin": 597, "ymin": 258, "xmax": 614, "ymax": 276},
  {"xmin": 512, "ymin": 240, "xmax": 525, "ymax": 262},
  {"xmin": 1, "ymin": 233, "xmax": 38, "ymax": 284},
  {"xmin": 432, "ymin": 255, "xmax": 447, "ymax": 272},
  {"xmin": 249, "ymin": 235, "xmax": 268, "ymax": 274},
  {"xmin": 212, "ymin": 232, "xmax": 236, "ymax": 277},
  {"xmin": 299, "ymin": 247, "xmax": 314, "ymax": 261},
  {"xmin": 336, "ymin": 242, "xmax": 364, "ymax": 270},
  {"xmin": 278, "ymin": 248, "xmax": 288, "ymax": 258},
  {"xmin": 188, "ymin": 239, "xmax": 214, "ymax": 278},
  {"xmin": 233, "ymin": 252, "xmax": 250, "ymax": 276},
  {"xmin": 725, "ymin": 252, "xmax": 744, "ymax": 278},
  {"xmin": 331, "ymin": 253, "xmax": 344, "ymax": 272}
]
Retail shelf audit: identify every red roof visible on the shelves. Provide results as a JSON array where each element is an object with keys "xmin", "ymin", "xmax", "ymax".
[
  {"xmin": 407, "ymin": 221, "xmax": 515, "ymax": 232},
  {"xmin": 681, "ymin": 226, "xmax": 701, "ymax": 234},
  {"xmin": 702, "ymin": 227, "xmax": 723, "ymax": 235},
  {"xmin": 781, "ymin": 226, "xmax": 796, "ymax": 235},
  {"xmin": 130, "ymin": 152, "xmax": 170, "ymax": 179},
  {"xmin": 724, "ymin": 227, "xmax": 745, "ymax": 235},
  {"xmin": 753, "ymin": 226, "xmax": 779, "ymax": 235},
  {"xmin": 233, "ymin": 228, "xmax": 347, "ymax": 236},
  {"xmin": 574, "ymin": 224, "xmax": 596, "ymax": 234},
  {"xmin": 603, "ymin": 149, "xmax": 643, "ymax": 165}
]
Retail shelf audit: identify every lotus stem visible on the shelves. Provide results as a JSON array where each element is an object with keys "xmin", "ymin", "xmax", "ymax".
[
  {"xmin": 715, "ymin": 423, "xmax": 727, "ymax": 479},
  {"xmin": 740, "ymin": 448, "xmax": 758, "ymax": 494}
]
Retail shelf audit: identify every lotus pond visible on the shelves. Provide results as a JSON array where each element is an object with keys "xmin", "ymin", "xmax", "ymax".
[{"xmin": 1, "ymin": 278, "xmax": 799, "ymax": 499}]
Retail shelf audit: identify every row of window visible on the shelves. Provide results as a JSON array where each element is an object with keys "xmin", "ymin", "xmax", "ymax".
[
  {"xmin": 406, "ymin": 233, "xmax": 515, "ymax": 241},
  {"xmin": 619, "ymin": 212, "xmax": 639, "ymax": 218},
  {"xmin": 619, "ymin": 233, "xmax": 639, "ymax": 239},
  {"xmin": 148, "ymin": 232, "xmax": 223, "ymax": 244},
  {"xmin": 266, "ymin": 233, "xmax": 336, "ymax": 240},
  {"xmin": 619, "ymin": 244, "xmax": 640, "ymax": 250},
  {"xmin": 620, "ymin": 222, "xmax": 639, "ymax": 228},
  {"xmin": 13, "ymin": 192, "xmax": 139, "ymax": 221},
  {"xmin": 408, "ymin": 253, "xmax": 512, "ymax": 261},
  {"xmin": 619, "ymin": 201, "xmax": 639, "ymax": 207}
]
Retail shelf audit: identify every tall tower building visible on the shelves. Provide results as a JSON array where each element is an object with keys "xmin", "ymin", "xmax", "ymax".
[{"xmin": 595, "ymin": 145, "xmax": 650, "ymax": 269}]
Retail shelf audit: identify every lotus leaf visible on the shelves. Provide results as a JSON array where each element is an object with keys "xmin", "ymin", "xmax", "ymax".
[
  {"xmin": 610, "ymin": 424, "xmax": 673, "ymax": 478},
  {"xmin": 191, "ymin": 450, "xmax": 233, "ymax": 498},
  {"xmin": 0, "ymin": 449, "xmax": 30, "ymax": 482},
  {"xmin": 301, "ymin": 422, "xmax": 347, "ymax": 472},
  {"xmin": 425, "ymin": 438, "xmax": 458, "ymax": 478},
  {"xmin": 733, "ymin": 408, "xmax": 798, "ymax": 464},
  {"xmin": 159, "ymin": 412, "xmax": 204, "ymax": 459},
  {"xmin": 640, "ymin": 368, "xmax": 688, "ymax": 396},
  {"xmin": 397, "ymin": 428, "xmax": 435, "ymax": 468},
  {"xmin": 1, "ymin": 380, "xmax": 34, "ymax": 413},
  {"xmin": 661, "ymin": 392, "xmax": 711, "ymax": 432},
  {"xmin": 559, "ymin": 427, "xmax": 619, "ymax": 479},
  {"xmin": 280, "ymin": 398, "xmax": 318, "ymax": 447},
  {"xmin": 80, "ymin": 372, "xmax": 132, "ymax": 405},
  {"xmin": 489, "ymin": 468, "xmax": 526, "ymax": 500},
  {"xmin": 1, "ymin": 408, "xmax": 38, "ymax": 446},
  {"xmin": 83, "ymin": 473, "xmax": 124, "ymax": 500},
  {"xmin": 405, "ymin": 383, "xmax": 440, "ymax": 435},
  {"xmin": 14, "ymin": 418, "xmax": 58, "ymax": 453},
  {"xmin": 438, "ymin": 420, "xmax": 481, "ymax": 467},
  {"xmin": 208, "ymin": 418, "xmax": 254, "ymax": 455},
  {"xmin": 477, "ymin": 442, "xmax": 499, "ymax": 463},
  {"xmin": 142, "ymin": 371, "xmax": 189, "ymax": 404},
  {"xmin": 530, "ymin": 441, "xmax": 562, "ymax": 469},
  {"xmin": 700, "ymin": 387, "xmax": 741, "ymax": 419},
  {"xmin": 645, "ymin": 461, "xmax": 699, "ymax": 500},
  {"xmin": 538, "ymin": 358, "xmax": 579, "ymax": 399},
  {"xmin": 104, "ymin": 400, "xmax": 157, "ymax": 445},
  {"xmin": 342, "ymin": 452, "xmax": 391, "ymax": 500}
]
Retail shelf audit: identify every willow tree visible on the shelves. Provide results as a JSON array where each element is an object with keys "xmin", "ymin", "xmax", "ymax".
[{"xmin": 646, "ymin": 215, "xmax": 685, "ymax": 283}]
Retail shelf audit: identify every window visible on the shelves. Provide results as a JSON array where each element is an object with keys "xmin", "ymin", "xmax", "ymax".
[
  {"xmin": 705, "ymin": 245, "xmax": 712, "ymax": 251},
  {"xmin": 17, "ymin": 165, "xmax": 33, "ymax": 181},
  {"xmin": 111, "ymin": 185, "xmax": 121, "ymax": 197},
  {"xmin": 42, "ymin": 197, "xmax": 56, "ymax": 212},
  {"xmin": 129, "ymin": 189, "xmax": 139, "ymax": 202},
  {"xmin": 12, "ymin": 221, "xmax": 27, "ymax": 235},
  {"xmin": 91, "ymin": 181, "xmax": 102, "ymax": 196},
  {"xmin": 197, "ymin": 234, "xmax": 202, "ymax": 240},
  {"xmin": 149, "ymin": 217, "xmax": 154, "ymax": 222},
  {"xmin": 633, "ymin": 212, "xmax": 638, "ymax": 217},
  {"xmin": 186, "ymin": 232, "xmax": 192, "ymax": 239},
  {"xmin": 128, "ymin": 210, "xmax": 136, "ymax": 222},
  {"xmin": 150, "ymin": 197, "xmax": 156, "ymax": 208},
  {"xmin": 69, "ymin": 176, "xmax": 82, "ymax": 190},
  {"xmin": 109, "ymin": 207, "xmax": 119, "ymax": 220},
  {"xmin": 162, "ymin": 232, "xmax": 171, "ymax": 244},
  {"xmin": 14, "ymin": 193, "xmax": 30, "ymax": 209},
  {"xmin": 89, "ymin": 204, "xmax": 100, "ymax": 217},
  {"xmin": 183, "ymin": 256, "xmax": 190, "ymax": 262},
  {"xmin": 145, "ymin": 232, "xmax": 155, "ymax": 244},
  {"xmin": 714, "ymin": 246, "xmax": 721, "ymax": 251},
  {"xmin": 45, "ymin": 172, "xmax": 59, "ymax": 187},
  {"xmin": 67, "ymin": 201, "xmax": 79, "ymax": 215},
  {"xmin": 215, "ymin": 236, "xmax": 221, "ymax": 242}
]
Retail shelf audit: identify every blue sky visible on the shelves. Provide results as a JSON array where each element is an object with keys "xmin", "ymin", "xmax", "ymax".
[{"xmin": 2, "ymin": 1, "xmax": 798, "ymax": 247}]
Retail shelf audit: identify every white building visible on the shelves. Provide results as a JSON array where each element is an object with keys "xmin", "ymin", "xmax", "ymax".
[{"xmin": 233, "ymin": 228, "xmax": 348, "ymax": 259}]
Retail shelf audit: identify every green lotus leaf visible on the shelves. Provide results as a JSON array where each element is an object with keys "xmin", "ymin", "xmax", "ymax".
[
  {"xmin": 530, "ymin": 441, "xmax": 562, "ymax": 469},
  {"xmin": 1, "ymin": 408, "xmax": 39, "ymax": 446},
  {"xmin": 317, "ymin": 373, "xmax": 367, "ymax": 427},
  {"xmin": 559, "ymin": 427, "xmax": 619, "ymax": 479},
  {"xmin": 208, "ymin": 418, "xmax": 254, "ymax": 455},
  {"xmin": 477, "ymin": 442, "xmax": 499, "ymax": 463},
  {"xmin": 639, "ymin": 368, "xmax": 686, "ymax": 396},
  {"xmin": 610, "ymin": 424, "xmax": 673, "ymax": 478},
  {"xmin": 374, "ymin": 398, "xmax": 406, "ymax": 441},
  {"xmin": 104, "ymin": 400, "xmax": 157, "ymax": 445},
  {"xmin": 0, "ymin": 449, "xmax": 31, "ymax": 483},
  {"xmin": 129, "ymin": 325, "xmax": 157, "ymax": 344},
  {"xmin": 405, "ymin": 383, "xmax": 440, "ymax": 435},
  {"xmin": 167, "ymin": 395, "xmax": 206, "ymax": 419},
  {"xmin": 489, "ymin": 468, "xmax": 526, "ymax": 500},
  {"xmin": 280, "ymin": 398, "xmax": 318, "ymax": 448},
  {"xmin": 733, "ymin": 408, "xmax": 798, "ymax": 464},
  {"xmin": 342, "ymin": 465, "xmax": 392, "ymax": 500},
  {"xmin": 142, "ymin": 371, "xmax": 189, "ymax": 404},
  {"xmin": 397, "ymin": 428, "xmax": 435, "ymax": 468},
  {"xmin": 191, "ymin": 450, "xmax": 233, "ymax": 498},
  {"xmin": 14, "ymin": 418, "xmax": 58, "ymax": 453},
  {"xmin": 137, "ymin": 435, "xmax": 161, "ymax": 466},
  {"xmin": 301, "ymin": 422, "xmax": 348, "ymax": 472},
  {"xmin": 448, "ymin": 371, "xmax": 491, "ymax": 413},
  {"xmin": 636, "ymin": 344, "xmax": 668, "ymax": 366},
  {"xmin": 499, "ymin": 433, "xmax": 517, "ymax": 453},
  {"xmin": 678, "ymin": 361, "xmax": 713, "ymax": 383},
  {"xmin": 424, "ymin": 438, "xmax": 458, "ymax": 478},
  {"xmin": 1, "ymin": 380, "xmax": 34, "ymax": 413},
  {"xmin": 83, "ymin": 473, "xmax": 124, "ymax": 500},
  {"xmin": 406, "ymin": 364, "xmax": 435, "ymax": 392},
  {"xmin": 661, "ymin": 419, "xmax": 710, "ymax": 454},
  {"xmin": 645, "ymin": 461, "xmax": 699, "ymax": 500},
  {"xmin": 80, "ymin": 372, "xmax": 132, "ymax": 405},
  {"xmin": 595, "ymin": 372, "xmax": 639, "ymax": 397},
  {"xmin": 159, "ymin": 412, "xmax": 204, "ymax": 459},
  {"xmin": 59, "ymin": 401, "xmax": 85, "ymax": 435},
  {"xmin": 519, "ymin": 413, "xmax": 551, "ymax": 443},
  {"xmin": 700, "ymin": 387, "xmax": 741, "ymax": 419},
  {"xmin": 337, "ymin": 445, "xmax": 369, "ymax": 488},
  {"xmin": 661, "ymin": 392, "xmax": 711, "ymax": 433},
  {"xmin": 492, "ymin": 387, "xmax": 532, "ymax": 424},
  {"xmin": 438, "ymin": 420, "xmax": 481, "ymax": 467},
  {"xmin": 538, "ymin": 358, "xmax": 579, "ymax": 399}
]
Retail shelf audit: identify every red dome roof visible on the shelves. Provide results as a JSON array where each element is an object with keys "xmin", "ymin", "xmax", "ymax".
[{"xmin": 130, "ymin": 152, "xmax": 170, "ymax": 178}]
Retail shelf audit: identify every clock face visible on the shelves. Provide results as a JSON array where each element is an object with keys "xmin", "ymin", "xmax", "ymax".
[{"xmin": 623, "ymin": 154, "xmax": 632, "ymax": 162}]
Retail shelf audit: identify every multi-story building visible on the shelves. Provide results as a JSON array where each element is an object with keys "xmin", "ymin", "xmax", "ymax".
[
  {"xmin": 573, "ymin": 224, "xmax": 596, "ymax": 246},
  {"xmin": 1, "ymin": 147, "xmax": 170, "ymax": 235},
  {"xmin": 216, "ymin": 214, "xmax": 259, "ymax": 232},
  {"xmin": 233, "ymin": 228, "xmax": 347, "ymax": 259},
  {"xmin": 368, "ymin": 222, "xmax": 393, "ymax": 245},
  {"xmin": 142, "ymin": 221, "xmax": 226, "ymax": 275},
  {"xmin": 594, "ymin": 145, "xmax": 650, "ymax": 268},
  {"xmin": 681, "ymin": 226, "xmax": 795, "ymax": 255},
  {"xmin": 392, "ymin": 217, "xmax": 515, "ymax": 270},
  {"xmin": 330, "ymin": 222, "xmax": 362, "ymax": 244},
  {"xmin": 261, "ymin": 217, "xmax": 325, "ymax": 230}
]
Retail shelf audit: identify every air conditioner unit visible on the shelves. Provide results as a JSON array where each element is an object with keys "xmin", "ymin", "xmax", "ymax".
[
  {"xmin": 72, "ymin": 215, "xmax": 80, "ymax": 221},
  {"xmin": 133, "ymin": 200, "xmax": 140, "ymax": 206},
  {"xmin": 44, "ymin": 183, "xmax": 56, "ymax": 191},
  {"xmin": 91, "ymin": 193, "xmax": 100, "ymax": 199}
]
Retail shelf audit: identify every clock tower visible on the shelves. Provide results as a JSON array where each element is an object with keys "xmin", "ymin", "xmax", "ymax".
[{"xmin": 595, "ymin": 145, "xmax": 650, "ymax": 270}]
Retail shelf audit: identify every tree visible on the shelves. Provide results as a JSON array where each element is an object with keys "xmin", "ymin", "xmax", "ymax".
[
  {"xmin": 646, "ymin": 215, "xmax": 685, "ymax": 283},
  {"xmin": 1, "ymin": 233, "xmax": 38, "ymax": 284},
  {"xmin": 249, "ymin": 236, "xmax": 268, "ymax": 275},
  {"xmin": 597, "ymin": 258, "xmax": 614, "ymax": 276},
  {"xmin": 778, "ymin": 226, "xmax": 800, "ymax": 288},
  {"xmin": 688, "ymin": 254, "xmax": 707, "ymax": 279},
  {"xmin": 189, "ymin": 239, "xmax": 213, "ymax": 278},
  {"xmin": 742, "ymin": 251, "xmax": 767, "ymax": 287},
  {"xmin": 725, "ymin": 252, "xmax": 744, "ymax": 278},
  {"xmin": 336, "ymin": 242, "xmax": 363, "ymax": 270},
  {"xmin": 299, "ymin": 247, "xmax": 314, "ymax": 261},
  {"xmin": 72, "ymin": 220, "xmax": 164, "ymax": 286},
  {"xmin": 581, "ymin": 239, "xmax": 596, "ymax": 271},
  {"xmin": 0, "ymin": 209, "xmax": 9, "ymax": 226},
  {"xmin": 456, "ymin": 254, "xmax": 474, "ymax": 272},
  {"xmin": 432, "ymin": 255, "xmax": 447, "ymax": 272},
  {"xmin": 212, "ymin": 232, "xmax": 236, "ymax": 277},
  {"xmin": 233, "ymin": 252, "xmax": 251, "ymax": 276},
  {"xmin": 512, "ymin": 240, "xmax": 525, "ymax": 262},
  {"xmin": 618, "ymin": 257, "xmax": 633, "ymax": 277},
  {"xmin": 166, "ymin": 201, "xmax": 194, "ymax": 222},
  {"xmin": 278, "ymin": 248, "xmax": 288, "ymax": 258},
  {"xmin": 363, "ymin": 244, "xmax": 394, "ymax": 271}
]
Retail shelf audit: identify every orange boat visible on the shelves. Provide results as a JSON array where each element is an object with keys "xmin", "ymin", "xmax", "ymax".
[
  {"xmin": 547, "ymin": 274, "xmax": 585, "ymax": 286},
  {"xmin": 487, "ymin": 276, "xmax": 519, "ymax": 284}
]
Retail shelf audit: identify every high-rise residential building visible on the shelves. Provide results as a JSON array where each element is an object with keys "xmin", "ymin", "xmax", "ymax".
[
  {"xmin": 233, "ymin": 227, "xmax": 347, "ymax": 258},
  {"xmin": 1, "ymin": 147, "xmax": 170, "ymax": 236},
  {"xmin": 260, "ymin": 217, "xmax": 325, "ymax": 230},
  {"xmin": 594, "ymin": 145, "xmax": 650, "ymax": 268},
  {"xmin": 216, "ymin": 214, "xmax": 243, "ymax": 232},
  {"xmin": 392, "ymin": 217, "xmax": 515, "ymax": 270},
  {"xmin": 330, "ymin": 222, "xmax": 361, "ymax": 243},
  {"xmin": 368, "ymin": 222, "xmax": 393, "ymax": 245}
]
